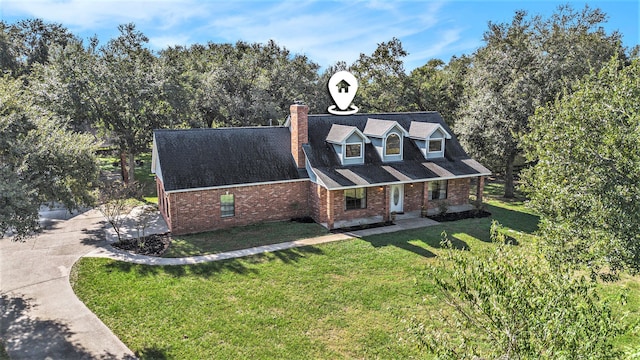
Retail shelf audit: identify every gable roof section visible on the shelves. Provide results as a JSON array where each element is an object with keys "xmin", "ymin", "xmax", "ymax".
[
  {"xmin": 154, "ymin": 127, "xmax": 306, "ymax": 192},
  {"xmin": 408, "ymin": 121, "xmax": 452, "ymax": 139},
  {"xmin": 303, "ymin": 112, "xmax": 490, "ymax": 189},
  {"xmin": 325, "ymin": 124, "xmax": 370, "ymax": 144},
  {"xmin": 363, "ymin": 118, "xmax": 409, "ymax": 138}
]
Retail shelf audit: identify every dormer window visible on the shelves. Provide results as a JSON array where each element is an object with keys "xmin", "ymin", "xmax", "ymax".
[
  {"xmin": 364, "ymin": 118, "xmax": 409, "ymax": 162},
  {"xmin": 409, "ymin": 121, "xmax": 452, "ymax": 159},
  {"xmin": 428, "ymin": 138, "xmax": 443, "ymax": 153},
  {"xmin": 385, "ymin": 134, "xmax": 401, "ymax": 155},
  {"xmin": 326, "ymin": 124, "xmax": 370, "ymax": 165},
  {"xmin": 345, "ymin": 143, "xmax": 362, "ymax": 158}
]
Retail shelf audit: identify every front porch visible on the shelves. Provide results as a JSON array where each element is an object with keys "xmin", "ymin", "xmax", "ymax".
[{"xmin": 317, "ymin": 176, "xmax": 485, "ymax": 230}]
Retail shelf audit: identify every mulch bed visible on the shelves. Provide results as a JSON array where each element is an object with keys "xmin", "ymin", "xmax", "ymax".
[
  {"xmin": 427, "ymin": 209, "xmax": 492, "ymax": 222},
  {"xmin": 112, "ymin": 232, "xmax": 171, "ymax": 257},
  {"xmin": 331, "ymin": 221, "xmax": 395, "ymax": 233}
]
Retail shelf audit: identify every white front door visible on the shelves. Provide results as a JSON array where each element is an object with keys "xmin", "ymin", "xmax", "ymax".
[{"xmin": 390, "ymin": 184, "xmax": 404, "ymax": 213}]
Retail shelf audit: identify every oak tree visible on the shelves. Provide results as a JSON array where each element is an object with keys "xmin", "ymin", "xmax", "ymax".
[{"xmin": 521, "ymin": 58, "xmax": 640, "ymax": 274}]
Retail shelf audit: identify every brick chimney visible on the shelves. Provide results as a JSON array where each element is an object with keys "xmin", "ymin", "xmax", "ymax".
[{"xmin": 290, "ymin": 103, "xmax": 309, "ymax": 168}]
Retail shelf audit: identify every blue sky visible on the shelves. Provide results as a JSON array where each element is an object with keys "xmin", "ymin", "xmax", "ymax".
[{"xmin": 1, "ymin": 1, "xmax": 638, "ymax": 71}]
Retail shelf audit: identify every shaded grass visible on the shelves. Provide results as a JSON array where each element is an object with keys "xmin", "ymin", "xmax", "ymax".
[
  {"xmin": 98, "ymin": 152, "xmax": 156, "ymax": 199},
  {"xmin": 0, "ymin": 342, "xmax": 8, "ymax": 360},
  {"xmin": 165, "ymin": 221, "xmax": 329, "ymax": 258},
  {"xmin": 133, "ymin": 153, "xmax": 156, "ymax": 198}
]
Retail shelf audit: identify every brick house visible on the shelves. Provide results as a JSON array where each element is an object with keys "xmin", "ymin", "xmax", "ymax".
[{"xmin": 151, "ymin": 104, "xmax": 490, "ymax": 235}]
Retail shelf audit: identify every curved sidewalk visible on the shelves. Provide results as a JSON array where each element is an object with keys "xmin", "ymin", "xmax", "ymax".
[{"xmin": 85, "ymin": 216, "xmax": 439, "ymax": 265}]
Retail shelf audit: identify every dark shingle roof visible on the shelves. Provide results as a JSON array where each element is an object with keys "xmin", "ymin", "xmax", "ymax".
[
  {"xmin": 154, "ymin": 127, "xmax": 306, "ymax": 191},
  {"xmin": 303, "ymin": 112, "xmax": 490, "ymax": 189}
]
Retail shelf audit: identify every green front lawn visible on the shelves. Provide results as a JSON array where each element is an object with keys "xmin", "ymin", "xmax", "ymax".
[
  {"xmin": 72, "ymin": 192, "xmax": 639, "ymax": 359},
  {"xmin": 166, "ymin": 221, "xmax": 329, "ymax": 258}
]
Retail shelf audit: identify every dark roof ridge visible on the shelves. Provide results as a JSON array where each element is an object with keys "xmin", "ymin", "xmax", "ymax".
[
  {"xmin": 154, "ymin": 126, "xmax": 287, "ymax": 133},
  {"xmin": 308, "ymin": 111, "xmax": 440, "ymax": 117}
]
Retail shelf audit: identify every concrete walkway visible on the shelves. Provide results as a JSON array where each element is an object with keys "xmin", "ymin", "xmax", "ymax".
[{"xmin": 1, "ymin": 206, "xmax": 438, "ymax": 359}]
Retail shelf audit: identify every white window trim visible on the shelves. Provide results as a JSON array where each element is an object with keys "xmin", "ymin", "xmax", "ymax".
[
  {"xmin": 384, "ymin": 132, "xmax": 403, "ymax": 158},
  {"xmin": 427, "ymin": 138, "xmax": 444, "ymax": 154},
  {"xmin": 344, "ymin": 142, "xmax": 364, "ymax": 159}
]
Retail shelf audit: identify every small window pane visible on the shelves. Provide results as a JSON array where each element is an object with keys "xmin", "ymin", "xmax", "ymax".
[
  {"xmin": 221, "ymin": 194, "xmax": 235, "ymax": 217},
  {"xmin": 428, "ymin": 180, "xmax": 448, "ymax": 200},
  {"xmin": 345, "ymin": 188, "xmax": 366, "ymax": 210},
  {"xmin": 429, "ymin": 139, "xmax": 442, "ymax": 152},
  {"xmin": 345, "ymin": 144, "xmax": 361, "ymax": 158},
  {"xmin": 386, "ymin": 134, "xmax": 401, "ymax": 155}
]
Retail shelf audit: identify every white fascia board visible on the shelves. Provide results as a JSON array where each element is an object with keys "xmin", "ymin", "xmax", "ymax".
[{"xmin": 151, "ymin": 133, "xmax": 158, "ymax": 174}]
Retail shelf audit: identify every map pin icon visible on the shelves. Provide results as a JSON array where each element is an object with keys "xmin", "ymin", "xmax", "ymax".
[{"xmin": 328, "ymin": 71, "xmax": 358, "ymax": 111}]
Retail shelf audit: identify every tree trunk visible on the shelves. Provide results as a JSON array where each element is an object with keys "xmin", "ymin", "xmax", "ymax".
[
  {"xmin": 119, "ymin": 151, "xmax": 129, "ymax": 184},
  {"xmin": 128, "ymin": 152, "xmax": 136, "ymax": 185},
  {"xmin": 504, "ymin": 153, "xmax": 516, "ymax": 198}
]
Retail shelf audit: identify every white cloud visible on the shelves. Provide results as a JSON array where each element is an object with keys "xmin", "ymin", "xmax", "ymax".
[
  {"xmin": 2, "ymin": 0, "xmax": 209, "ymax": 31},
  {"xmin": 197, "ymin": 1, "xmax": 447, "ymax": 68}
]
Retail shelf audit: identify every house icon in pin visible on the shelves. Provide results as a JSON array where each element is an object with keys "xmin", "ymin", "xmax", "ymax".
[{"xmin": 336, "ymin": 79, "xmax": 350, "ymax": 93}]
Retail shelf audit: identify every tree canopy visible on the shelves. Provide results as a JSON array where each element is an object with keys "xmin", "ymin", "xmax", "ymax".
[
  {"xmin": 421, "ymin": 223, "xmax": 623, "ymax": 359},
  {"xmin": 455, "ymin": 5, "xmax": 625, "ymax": 197},
  {"xmin": 0, "ymin": 75, "xmax": 98, "ymax": 240},
  {"xmin": 522, "ymin": 57, "xmax": 640, "ymax": 274}
]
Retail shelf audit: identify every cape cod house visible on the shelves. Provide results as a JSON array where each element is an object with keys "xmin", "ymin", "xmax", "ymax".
[{"xmin": 151, "ymin": 104, "xmax": 490, "ymax": 235}]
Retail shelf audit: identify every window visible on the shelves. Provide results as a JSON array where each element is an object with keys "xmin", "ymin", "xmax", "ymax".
[
  {"xmin": 429, "ymin": 139, "xmax": 443, "ymax": 152},
  {"xmin": 428, "ymin": 180, "xmax": 447, "ymax": 200},
  {"xmin": 385, "ymin": 133, "xmax": 401, "ymax": 155},
  {"xmin": 344, "ymin": 188, "xmax": 366, "ymax": 210},
  {"xmin": 345, "ymin": 143, "xmax": 362, "ymax": 158},
  {"xmin": 220, "ymin": 194, "xmax": 235, "ymax": 217}
]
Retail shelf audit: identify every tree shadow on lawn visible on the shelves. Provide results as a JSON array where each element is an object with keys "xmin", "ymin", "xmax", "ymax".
[
  {"xmin": 104, "ymin": 246, "xmax": 325, "ymax": 278},
  {"xmin": 361, "ymin": 203, "xmax": 538, "ymax": 253},
  {"xmin": 0, "ymin": 294, "xmax": 135, "ymax": 360},
  {"xmin": 136, "ymin": 346, "xmax": 170, "ymax": 360},
  {"xmin": 486, "ymin": 203, "xmax": 540, "ymax": 235},
  {"xmin": 361, "ymin": 228, "xmax": 470, "ymax": 258}
]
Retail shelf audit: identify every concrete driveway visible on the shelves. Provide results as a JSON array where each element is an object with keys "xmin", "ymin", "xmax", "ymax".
[{"xmin": 0, "ymin": 209, "xmax": 135, "ymax": 359}]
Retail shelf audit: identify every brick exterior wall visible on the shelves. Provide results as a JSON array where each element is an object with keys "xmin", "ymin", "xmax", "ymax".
[
  {"xmin": 403, "ymin": 183, "xmax": 424, "ymax": 212},
  {"xmin": 332, "ymin": 187, "xmax": 386, "ymax": 225},
  {"xmin": 309, "ymin": 182, "xmax": 326, "ymax": 223},
  {"xmin": 426, "ymin": 178, "xmax": 471, "ymax": 210},
  {"xmin": 157, "ymin": 177, "xmax": 171, "ymax": 229},
  {"xmin": 159, "ymin": 177, "xmax": 475, "ymax": 234},
  {"xmin": 167, "ymin": 180, "xmax": 309, "ymax": 235},
  {"xmin": 290, "ymin": 104, "xmax": 308, "ymax": 168},
  {"xmin": 309, "ymin": 183, "xmax": 387, "ymax": 229}
]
